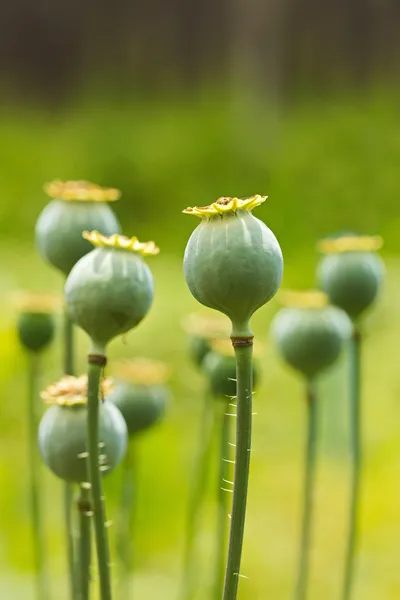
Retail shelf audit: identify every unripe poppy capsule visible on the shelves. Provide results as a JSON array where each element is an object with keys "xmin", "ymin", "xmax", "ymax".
[
  {"xmin": 35, "ymin": 180, "xmax": 121, "ymax": 275},
  {"xmin": 14, "ymin": 292, "xmax": 60, "ymax": 353},
  {"xmin": 183, "ymin": 196, "xmax": 283, "ymax": 336},
  {"xmin": 109, "ymin": 359, "xmax": 169, "ymax": 437},
  {"xmin": 203, "ymin": 339, "xmax": 261, "ymax": 399},
  {"xmin": 65, "ymin": 231, "xmax": 159, "ymax": 352},
  {"xmin": 38, "ymin": 376, "xmax": 127, "ymax": 483},
  {"xmin": 271, "ymin": 291, "xmax": 352, "ymax": 379},
  {"xmin": 317, "ymin": 235, "xmax": 385, "ymax": 320},
  {"xmin": 182, "ymin": 313, "xmax": 231, "ymax": 367}
]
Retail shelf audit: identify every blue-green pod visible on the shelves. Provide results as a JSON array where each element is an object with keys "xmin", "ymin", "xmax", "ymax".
[
  {"xmin": 189, "ymin": 336, "xmax": 212, "ymax": 367},
  {"xmin": 317, "ymin": 235, "xmax": 385, "ymax": 320},
  {"xmin": 17, "ymin": 312, "xmax": 55, "ymax": 353},
  {"xmin": 271, "ymin": 291, "xmax": 352, "ymax": 379},
  {"xmin": 183, "ymin": 196, "xmax": 283, "ymax": 336},
  {"xmin": 109, "ymin": 383, "xmax": 168, "ymax": 436},
  {"xmin": 182, "ymin": 313, "xmax": 231, "ymax": 368},
  {"xmin": 35, "ymin": 180, "xmax": 121, "ymax": 275},
  {"xmin": 203, "ymin": 349, "xmax": 260, "ymax": 399},
  {"xmin": 65, "ymin": 232, "xmax": 158, "ymax": 350},
  {"xmin": 38, "ymin": 401, "xmax": 127, "ymax": 483},
  {"xmin": 109, "ymin": 359, "xmax": 169, "ymax": 436}
]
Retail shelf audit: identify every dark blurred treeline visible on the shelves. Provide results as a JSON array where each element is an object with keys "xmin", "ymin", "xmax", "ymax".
[{"xmin": 1, "ymin": 0, "xmax": 399, "ymax": 104}]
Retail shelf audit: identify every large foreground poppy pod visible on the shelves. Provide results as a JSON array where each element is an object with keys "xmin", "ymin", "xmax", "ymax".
[
  {"xmin": 271, "ymin": 290, "xmax": 352, "ymax": 379},
  {"xmin": 35, "ymin": 180, "xmax": 121, "ymax": 276},
  {"xmin": 65, "ymin": 231, "xmax": 159, "ymax": 353},
  {"xmin": 38, "ymin": 375, "xmax": 127, "ymax": 483},
  {"xmin": 317, "ymin": 234, "xmax": 385, "ymax": 321},
  {"xmin": 109, "ymin": 359, "xmax": 170, "ymax": 437},
  {"xmin": 183, "ymin": 195, "xmax": 283, "ymax": 337}
]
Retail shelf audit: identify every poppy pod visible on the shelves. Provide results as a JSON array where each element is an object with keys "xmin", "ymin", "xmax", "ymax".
[
  {"xmin": 271, "ymin": 291, "xmax": 352, "ymax": 379},
  {"xmin": 109, "ymin": 359, "xmax": 170, "ymax": 436},
  {"xmin": 65, "ymin": 231, "xmax": 159, "ymax": 352},
  {"xmin": 182, "ymin": 313, "xmax": 231, "ymax": 367},
  {"xmin": 203, "ymin": 339, "xmax": 261, "ymax": 399},
  {"xmin": 317, "ymin": 235, "xmax": 385, "ymax": 320},
  {"xmin": 183, "ymin": 195, "xmax": 283, "ymax": 337},
  {"xmin": 14, "ymin": 292, "xmax": 60, "ymax": 353},
  {"xmin": 35, "ymin": 180, "xmax": 121, "ymax": 275},
  {"xmin": 38, "ymin": 376, "xmax": 127, "ymax": 483}
]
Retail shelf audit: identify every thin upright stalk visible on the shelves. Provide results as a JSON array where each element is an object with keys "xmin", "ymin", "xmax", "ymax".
[
  {"xmin": 78, "ymin": 485, "xmax": 92, "ymax": 600},
  {"xmin": 27, "ymin": 352, "xmax": 50, "ymax": 600},
  {"xmin": 87, "ymin": 359, "xmax": 113, "ymax": 600},
  {"xmin": 293, "ymin": 380, "xmax": 318, "ymax": 600},
  {"xmin": 64, "ymin": 308, "xmax": 78, "ymax": 600},
  {"xmin": 222, "ymin": 342, "xmax": 253, "ymax": 600},
  {"xmin": 180, "ymin": 393, "xmax": 215, "ymax": 600},
  {"xmin": 341, "ymin": 327, "xmax": 361, "ymax": 600},
  {"xmin": 117, "ymin": 442, "xmax": 136, "ymax": 599},
  {"xmin": 214, "ymin": 406, "xmax": 231, "ymax": 600}
]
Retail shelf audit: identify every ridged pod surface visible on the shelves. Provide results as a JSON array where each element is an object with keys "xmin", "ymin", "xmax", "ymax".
[
  {"xmin": 17, "ymin": 312, "xmax": 55, "ymax": 353},
  {"xmin": 183, "ymin": 196, "xmax": 283, "ymax": 335},
  {"xmin": 65, "ymin": 233, "xmax": 158, "ymax": 349},
  {"xmin": 38, "ymin": 401, "xmax": 127, "ymax": 483},
  {"xmin": 109, "ymin": 382, "xmax": 168, "ymax": 436},
  {"xmin": 36, "ymin": 187, "xmax": 121, "ymax": 275},
  {"xmin": 317, "ymin": 252, "xmax": 384, "ymax": 320},
  {"xmin": 203, "ymin": 351, "xmax": 260, "ymax": 399},
  {"xmin": 271, "ymin": 305, "xmax": 351, "ymax": 379}
]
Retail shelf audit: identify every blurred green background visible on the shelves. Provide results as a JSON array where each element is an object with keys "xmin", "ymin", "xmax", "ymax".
[{"xmin": 0, "ymin": 0, "xmax": 400, "ymax": 598}]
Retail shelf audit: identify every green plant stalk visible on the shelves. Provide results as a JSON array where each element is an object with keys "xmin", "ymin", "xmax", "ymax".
[
  {"xmin": 87, "ymin": 359, "xmax": 113, "ymax": 600},
  {"xmin": 180, "ymin": 392, "xmax": 215, "ymax": 600},
  {"xmin": 78, "ymin": 485, "xmax": 92, "ymax": 600},
  {"xmin": 64, "ymin": 308, "xmax": 78, "ymax": 600},
  {"xmin": 28, "ymin": 352, "xmax": 50, "ymax": 600},
  {"xmin": 294, "ymin": 380, "xmax": 318, "ymax": 600},
  {"xmin": 214, "ymin": 406, "xmax": 231, "ymax": 600},
  {"xmin": 117, "ymin": 442, "xmax": 136, "ymax": 599},
  {"xmin": 222, "ymin": 343, "xmax": 253, "ymax": 600},
  {"xmin": 342, "ymin": 327, "xmax": 361, "ymax": 600}
]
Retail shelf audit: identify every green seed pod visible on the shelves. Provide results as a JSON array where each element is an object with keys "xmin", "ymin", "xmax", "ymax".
[
  {"xmin": 35, "ymin": 180, "xmax": 121, "ymax": 275},
  {"xmin": 65, "ymin": 231, "xmax": 159, "ymax": 351},
  {"xmin": 14, "ymin": 292, "xmax": 60, "ymax": 353},
  {"xmin": 109, "ymin": 359, "xmax": 170, "ymax": 437},
  {"xmin": 38, "ymin": 375, "xmax": 127, "ymax": 483},
  {"xmin": 182, "ymin": 313, "xmax": 231, "ymax": 368},
  {"xmin": 18, "ymin": 312, "xmax": 55, "ymax": 353},
  {"xmin": 203, "ymin": 339, "xmax": 260, "ymax": 399},
  {"xmin": 271, "ymin": 291, "xmax": 352, "ymax": 379},
  {"xmin": 183, "ymin": 196, "xmax": 283, "ymax": 336},
  {"xmin": 317, "ymin": 235, "xmax": 385, "ymax": 320}
]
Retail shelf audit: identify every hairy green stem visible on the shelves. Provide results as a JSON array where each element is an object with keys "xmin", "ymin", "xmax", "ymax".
[
  {"xmin": 180, "ymin": 393, "xmax": 215, "ymax": 600},
  {"xmin": 342, "ymin": 328, "xmax": 361, "ymax": 600},
  {"xmin": 87, "ymin": 359, "xmax": 113, "ymax": 600},
  {"xmin": 117, "ymin": 442, "xmax": 136, "ymax": 599},
  {"xmin": 294, "ymin": 380, "xmax": 318, "ymax": 600},
  {"xmin": 214, "ymin": 406, "xmax": 231, "ymax": 600},
  {"xmin": 28, "ymin": 353, "xmax": 50, "ymax": 600},
  {"xmin": 78, "ymin": 485, "xmax": 92, "ymax": 600},
  {"xmin": 64, "ymin": 307, "xmax": 78, "ymax": 600},
  {"xmin": 222, "ymin": 343, "xmax": 253, "ymax": 600}
]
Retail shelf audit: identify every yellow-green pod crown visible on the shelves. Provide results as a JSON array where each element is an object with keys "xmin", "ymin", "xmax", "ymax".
[
  {"xmin": 271, "ymin": 290, "xmax": 352, "ymax": 379},
  {"xmin": 317, "ymin": 233, "xmax": 385, "ymax": 320},
  {"xmin": 35, "ymin": 180, "xmax": 122, "ymax": 275},
  {"xmin": 65, "ymin": 232, "xmax": 159, "ymax": 351},
  {"xmin": 183, "ymin": 195, "xmax": 283, "ymax": 336}
]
